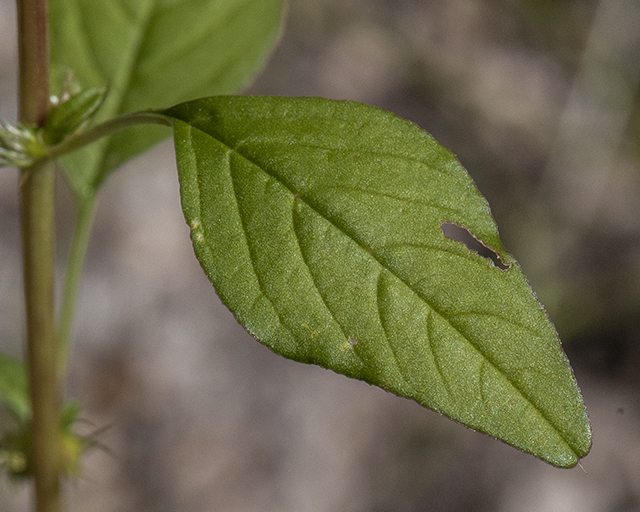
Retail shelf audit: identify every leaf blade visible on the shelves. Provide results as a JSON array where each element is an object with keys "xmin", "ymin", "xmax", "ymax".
[
  {"xmin": 163, "ymin": 96, "xmax": 591, "ymax": 467},
  {"xmin": 50, "ymin": 0, "xmax": 285, "ymax": 196}
]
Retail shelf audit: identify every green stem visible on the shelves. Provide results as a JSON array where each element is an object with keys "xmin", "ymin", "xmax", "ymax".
[
  {"xmin": 57, "ymin": 195, "xmax": 96, "ymax": 379},
  {"xmin": 21, "ymin": 161, "xmax": 60, "ymax": 512},
  {"xmin": 17, "ymin": 0, "xmax": 61, "ymax": 511}
]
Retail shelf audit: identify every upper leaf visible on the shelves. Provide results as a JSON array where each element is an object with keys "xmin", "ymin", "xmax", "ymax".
[
  {"xmin": 43, "ymin": 87, "xmax": 106, "ymax": 146},
  {"xmin": 49, "ymin": 0, "xmax": 285, "ymax": 197},
  {"xmin": 162, "ymin": 96, "xmax": 591, "ymax": 467}
]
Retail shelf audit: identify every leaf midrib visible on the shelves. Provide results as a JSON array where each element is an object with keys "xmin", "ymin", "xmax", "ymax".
[{"xmin": 90, "ymin": 0, "xmax": 157, "ymax": 188}]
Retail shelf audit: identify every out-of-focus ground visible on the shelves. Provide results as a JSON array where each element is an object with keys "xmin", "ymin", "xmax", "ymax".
[{"xmin": 2, "ymin": 0, "xmax": 640, "ymax": 510}]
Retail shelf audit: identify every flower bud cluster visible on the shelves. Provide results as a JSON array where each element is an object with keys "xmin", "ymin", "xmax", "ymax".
[
  {"xmin": 0, "ymin": 121, "xmax": 45, "ymax": 168},
  {"xmin": 0, "ymin": 86, "xmax": 105, "ymax": 169}
]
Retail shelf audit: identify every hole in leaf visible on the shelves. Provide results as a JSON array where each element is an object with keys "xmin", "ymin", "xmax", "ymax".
[{"xmin": 441, "ymin": 222, "xmax": 509, "ymax": 270}]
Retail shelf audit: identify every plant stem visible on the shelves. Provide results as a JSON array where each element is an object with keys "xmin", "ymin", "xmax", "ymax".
[
  {"xmin": 17, "ymin": 0, "xmax": 49, "ymax": 126},
  {"xmin": 21, "ymin": 161, "xmax": 60, "ymax": 512},
  {"xmin": 58, "ymin": 195, "xmax": 95, "ymax": 379},
  {"xmin": 17, "ymin": 0, "xmax": 62, "ymax": 511}
]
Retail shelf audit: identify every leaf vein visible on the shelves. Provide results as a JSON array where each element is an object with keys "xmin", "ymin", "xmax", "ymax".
[
  {"xmin": 238, "ymin": 138, "xmax": 451, "ymax": 172},
  {"xmin": 93, "ymin": 0, "xmax": 158, "ymax": 186},
  {"xmin": 323, "ymin": 184, "xmax": 465, "ymax": 217},
  {"xmin": 223, "ymin": 153, "xmax": 294, "ymax": 343},
  {"xmin": 448, "ymin": 311, "xmax": 544, "ymax": 342},
  {"xmin": 76, "ymin": 2, "xmax": 109, "ymax": 81},
  {"xmin": 291, "ymin": 200, "xmax": 365, "ymax": 365},
  {"xmin": 376, "ymin": 271, "xmax": 419, "ymax": 394},
  {"xmin": 427, "ymin": 311, "xmax": 454, "ymax": 402},
  {"xmin": 381, "ymin": 241, "xmax": 477, "ymax": 264}
]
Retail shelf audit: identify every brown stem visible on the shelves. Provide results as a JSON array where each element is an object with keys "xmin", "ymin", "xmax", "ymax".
[
  {"xmin": 18, "ymin": 0, "xmax": 50, "ymax": 124},
  {"xmin": 17, "ymin": 1, "xmax": 62, "ymax": 512}
]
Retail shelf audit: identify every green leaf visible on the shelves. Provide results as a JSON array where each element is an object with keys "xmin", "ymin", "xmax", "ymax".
[
  {"xmin": 0, "ymin": 355, "xmax": 30, "ymax": 424},
  {"xmin": 50, "ymin": 0, "xmax": 285, "ymax": 197},
  {"xmin": 162, "ymin": 96, "xmax": 591, "ymax": 467},
  {"xmin": 43, "ymin": 88, "xmax": 106, "ymax": 146}
]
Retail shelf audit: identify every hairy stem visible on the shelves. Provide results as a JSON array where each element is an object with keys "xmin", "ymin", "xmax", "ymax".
[{"xmin": 18, "ymin": 0, "xmax": 62, "ymax": 511}]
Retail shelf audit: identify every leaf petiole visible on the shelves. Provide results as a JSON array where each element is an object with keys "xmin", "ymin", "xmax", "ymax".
[
  {"xmin": 57, "ymin": 195, "xmax": 95, "ymax": 379},
  {"xmin": 43, "ymin": 111, "xmax": 171, "ymax": 164}
]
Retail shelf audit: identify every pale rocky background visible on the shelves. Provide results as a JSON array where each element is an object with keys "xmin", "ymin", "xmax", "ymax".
[{"xmin": 2, "ymin": 0, "xmax": 640, "ymax": 511}]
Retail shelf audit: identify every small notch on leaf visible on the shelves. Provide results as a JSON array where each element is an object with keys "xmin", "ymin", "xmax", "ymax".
[{"xmin": 441, "ymin": 222, "xmax": 509, "ymax": 270}]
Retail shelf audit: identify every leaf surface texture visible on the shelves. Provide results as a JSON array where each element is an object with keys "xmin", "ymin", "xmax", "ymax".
[{"xmin": 163, "ymin": 96, "xmax": 591, "ymax": 467}]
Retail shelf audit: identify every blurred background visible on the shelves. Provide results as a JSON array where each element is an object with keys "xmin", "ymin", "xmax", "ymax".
[{"xmin": 2, "ymin": 0, "xmax": 640, "ymax": 510}]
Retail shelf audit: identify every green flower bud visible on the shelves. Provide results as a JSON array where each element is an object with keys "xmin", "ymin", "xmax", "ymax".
[{"xmin": 43, "ymin": 88, "xmax": 106, "ymax": 146}]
